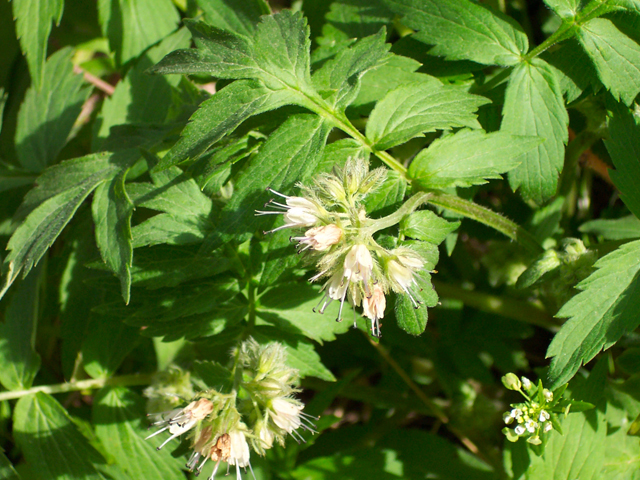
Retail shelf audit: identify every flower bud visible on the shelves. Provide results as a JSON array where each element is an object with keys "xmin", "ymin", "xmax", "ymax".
[{"xmin": 502, "ymin": 373, "xmax": 521, "ymax": 391}]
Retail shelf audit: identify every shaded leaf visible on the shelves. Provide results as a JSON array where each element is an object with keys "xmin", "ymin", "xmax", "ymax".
[
  {"xmin": 580, "ymin": 216, "xmax": 640, "ymax": 240},
  {"xmin": 0, "ymin": 447, "xmax": 20, "ymax": 480},
  {"xmin": 544, "ymin": 0, "xmax": 581, "ymax": 18},
  {"xmin": 395, "ymin": 273, "xmax": 438, "ymax": 335},
  {"xmin": 82, "ymin": 316, "xmax": 139, "ymax": 379},
  {"xmin": 502, "ymin": 59, "xmax": 569, "ymax": 205},
  {"xmin": 196, "ymin": 0, "xmax": 270, "ymax": 36},
  {"xmin": 15, "ymin": 48, "xmax": 89, "ymax": 172}
]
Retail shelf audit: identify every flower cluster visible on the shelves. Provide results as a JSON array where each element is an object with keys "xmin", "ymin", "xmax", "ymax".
[
  {"xmin": 257, "ymin": 157, "xmax": 429, "ymax": 337},
  {"xmin": 146, "ymin": 339, "xmax": 314, "ymax": 480}
]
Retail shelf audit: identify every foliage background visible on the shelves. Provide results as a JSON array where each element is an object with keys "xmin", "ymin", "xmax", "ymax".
[{"xmin": 1, "ymin": 0, "xmax": 640, "ymax": 478}]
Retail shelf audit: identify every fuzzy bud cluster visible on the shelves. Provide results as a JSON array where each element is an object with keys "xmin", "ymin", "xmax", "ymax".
[
  {"xmin": 257, "ymin": 157, "xmax": 430, "ymax": 337},
  {"xmin": 146, "ymin": 338, "xmax": 314, "ymax": 480}
]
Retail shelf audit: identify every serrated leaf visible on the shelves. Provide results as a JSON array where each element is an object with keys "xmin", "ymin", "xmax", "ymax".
[
  {"xmin": 92, "ymin": 387, "xmax": 185, "ymax": 479},
  {"xmin": 366, "ymin": 81, "xmax": 489, "ymax": 150},
  {"xmin": 577, "ymin": 18, "xmax": 640, "ymax": 106},
  {"xmin": 580, "ymin": 216, "xmax": 640, "ymax": 240},
  {"xmin": 543, "ymin": 38, "xmax": 600, "ymax": 103},
  {"xmin": 383, "ymin": 0, "xmax": 528, "ymax": 65},
  {"xmin": 132, "ymin": 214, "xmax": 207, "ymax": 248},
  {"xmin": 97, "ymin": 0, "xmax": 179, "ymax": 65},
  {"xmin": 11, "ymin": 0, "xmax": 63, "ymax": 89},
  {"xmin": 0, "ymin": 264, "xmax": 42, "ymax": 391},
  {"xmin": 253, "ymin": 327, "xmax": 336, "ymax": 381},
  {"xmin": 92, "ymin": 170, "xmax": 134, "ymax": 303},
  {"xmin": 202, "ymin": 113, "xmax": 331, "ymax": 250},
  {"xmin": 156, "ymin": 79, "xmax": 293, "ymax": 170},
  {"xmin": 192, "ymin": 360, "xmax": 234, "ymax": 392},
  {"xmin": 544, "ymin": 0, "xmax": 581, "ymax": 18},
  {"xmin": 257, "ymin": 284, "xmax": 351, "ymax": 343},
  {"xmin": 13, "ymin": 393, "xmax": 112, "ymax": 480},
  {"xmin": 311, "ymin": 30, "xmax": 392, "ymax": 110},
  {"xmin": 15, "ymin": 47, "xmax": 89, "ymax": 172},
  {"xmin": 605, "ymin": 99, "xmax": 640, "ymax": 220},
  {"xmin": 400, "ymin": 210, "xmax": 460, "ymax": 245},
  {"xmin": 196, "ymin": 0, "xmax": 270, "ymax": 36},
  {"xmin": 408, "ymin": 129, "xmax": 541, "ymax": 190},
  {"xmin": 547, "ymin": 240, "xmax": 640, "ymax": 388},
  {"xmin": 364, "ymin": 169, "xmax": 407, "ymax": 215},
  {"xmin": 322, "ymin": 0, "xmax": 393, "ymax": 41},
  {"xmin": 395, "ymin": 273, "xmax": 438, "ymax": 335},
  {"xmin": 0, "ymin": 150, "xmax": 138, "ymax": 300},
  {"xmin": 502, "ymin": 58, "xmax": 569, "ymax": 205}
]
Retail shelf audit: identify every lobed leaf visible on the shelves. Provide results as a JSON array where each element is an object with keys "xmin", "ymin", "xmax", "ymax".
[
  {"xmin": 196, "ymin": 0, "xmax": 270, "ymax": 36},
  {"xmin": 577, "ymin": 18, "xmax": 640, "ymax": 106},
  {"xmin": 366, "ymin": 81, "xmax": 489, "ymax": 150},
  {"xmin": 382, "ymin": 0, "xmax": 528, "ymax": 65},
  {"xmin": 544, "ymin": 0, "xmax": 581, "ymax": 18},
  {"xmin": 408, "ymin": 129, "xmax": 541, "ymax": 190},
  {"xmin": 547, "ymin": 239, "xmax": 640, "ymax": 388},
  {"xmin": 11, "ymin": 0, "xmax": 63, "ymax": 89},
  {"xmin": 502, "ymin": 59, "xmax": 569, "ymax": 205}
]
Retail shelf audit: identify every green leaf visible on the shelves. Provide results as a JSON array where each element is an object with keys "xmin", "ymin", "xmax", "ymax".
[
  {"xmin": 196, "ymin": 0, "xmax": 270, "ymax": 36},
  {"xmin": 97, "ymin": 0, "xmax": 179, "ymax": 65},
  {"xmin": 92, "ymin": 387, "xmax": 185, "ymax": 479},
  {"xmin": 543, "ymin": 38, "xmax": 600, "ymax": 103},
  {"xmin": 366, "ymin": 81, "xmax": 489, "ymax": 150},
  {"xmin": 547, "ymin": 239, "xmax": 640, "ymax": 388},
  {"xmin": 132, "ymin": 214, "xmax": 207, "ymax": 248},
  {"xmin": 408, "ymin": 129, "xmax": 541, "ymax": 190},
  {"xmin": 382, "ymin": 0, "xmax": 528, "ymax": 65},
  {"xmin": 580, "ymin": 216, "xmax": 640, "ymax": 240},
  {"xmin": 92, "ymin": 170, "xmax": 134, "ymax": 304},
  {"xmin": 364, "ymin": 169, "xmax": 407, "ymax": 215},
  {"xmin": 394, "ymin": 273, "xmax": 438, "ymax": 335},
  {"xmin": 203, "ymin": 113, "xmax": 331, "ymax": 249},
  {"xmin": 156, "ymin": 79, "xmax": 293, "ymax": 170},
  {"xmin": 13, "ymin": 393, "xmax": 112, "ymax": 480},
  {"xmin": 82, "ymin": 316, "xmax": 139, "ymax": 378},
  {"xmin": 311, "ymin": 30, "xmax": 392, "ymax": 110},
  {"xmin": 577, "ymin": 18, "xmax": 640, "ymax": 106},
  {"xmin": 502, "ymin": 58, "xmax": 569, "ymax": 205},
  {"xmin": 0, "ymin": 264, "xmax": 42, "ymax": 390},
  {"xmin": 400, "ymin": 210, "xmax": 460, "ymax": 245},
  {"xmin": 0, "ymin": 166, "xmax": 37, "ymax": 194},
  {"xmin": 192, "ymin": 360, "xmax": 234, "ymax": 392},
  {"xmin": 605, "ymin": 99, "xmax": 640, "ymax": 220},
  {"xmin": 0, "ymin": 150, "xmax": 137, "ymax": 300},
  {"xmin": 544, "ymin": 0, "xmax": 581, "ymax": 18},
  {"xmin": 95, "ymin": 28, "xmax": 191, "ymax": 147},
  {"xmin": 15, "ymin": 47, "xmax": 90, "ymax": 172},
  {"xmin": 256, "ymin": 283, "xmax": 351, "ymax": 343},
  {"xmin": 0, "ymin": 447, "xmax": 20, "ymax": 480},
  {"xmin": 11, "ymin": 0, "xmax": 63, "ymax": 89},
  {"xmin": 321, "ymin": 0, "xmax": 393, "ymax": 41},
  {"xmin": 253, "ymin": 327, "xmax": 336, "ymax": 381}
]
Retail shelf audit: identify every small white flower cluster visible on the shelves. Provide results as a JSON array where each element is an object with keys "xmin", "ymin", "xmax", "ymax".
[
  {"xmin": 257, "ymin": 157, "xmax": 429, "ymax": 337},
  {"xmin": 146, "ymin": 339, "xmax": 314, "ymax": 480},
  {"xmin": 501, "ymin": 374, "xmax": 557, "ymax": 446}
]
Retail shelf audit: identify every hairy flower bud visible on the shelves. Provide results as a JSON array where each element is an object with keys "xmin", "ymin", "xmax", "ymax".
[
  {"xmin": 363, "ymin": 284, "xmax": 386, "ymax": 337},
  {"xmin": 292, "ymin": 224, "xmax": 343, "ymax": 252}
]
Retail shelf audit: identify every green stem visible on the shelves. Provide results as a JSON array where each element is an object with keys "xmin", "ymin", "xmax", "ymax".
[
  {"xmin": 427, "ymin": 192, "xmax": 545, "ymax": 255},
  {"xmin": 0, "ymin": 374, "xmax": 154, "ymax": 402},
  {"xmin": 362, "ymin": 192, "xmax": 432, "ymax": 236},
  {"xmin": 432, "ymin": 280, "xmax": 559, "ymax": 330}
]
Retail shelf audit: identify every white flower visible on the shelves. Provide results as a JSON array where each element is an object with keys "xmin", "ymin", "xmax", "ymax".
[
  {"xmin": 228, "ymin": 430, "xmax": 251, "ymax": 468},
  {"xmin": 386, "ymin": 249, "xmax": 425, "ymax": 307},
  {"xmin": 510, "ymin": 408, "xmax": 523, "ymax": 420},
  {"xmin": 543, "ymin": 388, "xmax": 553, "ymax": 402},
  {"xmin": 269, "ymin": 397, "xmax": 316, "ymax": 443},
  {"xmin": 544, "ymin": 422, "xmax": 553, "ymax": 432},
  {"xmin": 256, "ymin": 189, "xmax": 325, "ymax": 233},
  {"xmin": 503, "ymin": 412, "xmax": 514, "ymax": 424},
  {"xmin": 146, "ymin": 398, "xmax": 214, "ymax": 450},
  {"xmin": 363, "ymin": 284, "xmax": 386, "ymax": 337},
  {"xmin": 292, "ymin": 224, "xmax": 342, "ymax": 252},
  {"xmin": 525, "ymin": 419, "xmax": 538, "ymax": 433},
  {"xmin": 521, "ymin": 377, "xmax": 532, "ymax": 390},
  {"xmin": 343, "ymin": 244, "xmax": 373, "ymax": 287},
  {"xmin": 539, "ymin": 410, "xmax": 550, "ymax": 422},
  {"xmin": 515, "ymin": 425, "xmax": 525, "ymax": 435}
]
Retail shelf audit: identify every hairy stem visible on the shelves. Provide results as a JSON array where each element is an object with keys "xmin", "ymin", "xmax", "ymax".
[
  {"xmin": 427, "ymin": 192, "xmax": 545, "ymax": 255},
  {"xmin": 0, "ymin": 374, "xmax": 154, "ymax": 402}
]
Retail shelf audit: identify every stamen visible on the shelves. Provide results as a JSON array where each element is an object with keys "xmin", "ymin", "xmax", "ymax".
[
  {"xmin": 208, "ymin": 460, "xmax": 221, "ymax": 480},
  {"xmin": 336, "ymin": 279, "xmax": 350, "ymax": 322},
  {"xmin": 267, "ymin": 188, "xmax": 289, "ymax": 199},
  {"xmin": 145, "ymin": 425, "xmax": 169, "ymax": 440},
  {"xmin": 157, "ymin": 433, "xmax": 178, "ymax": 450}
]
